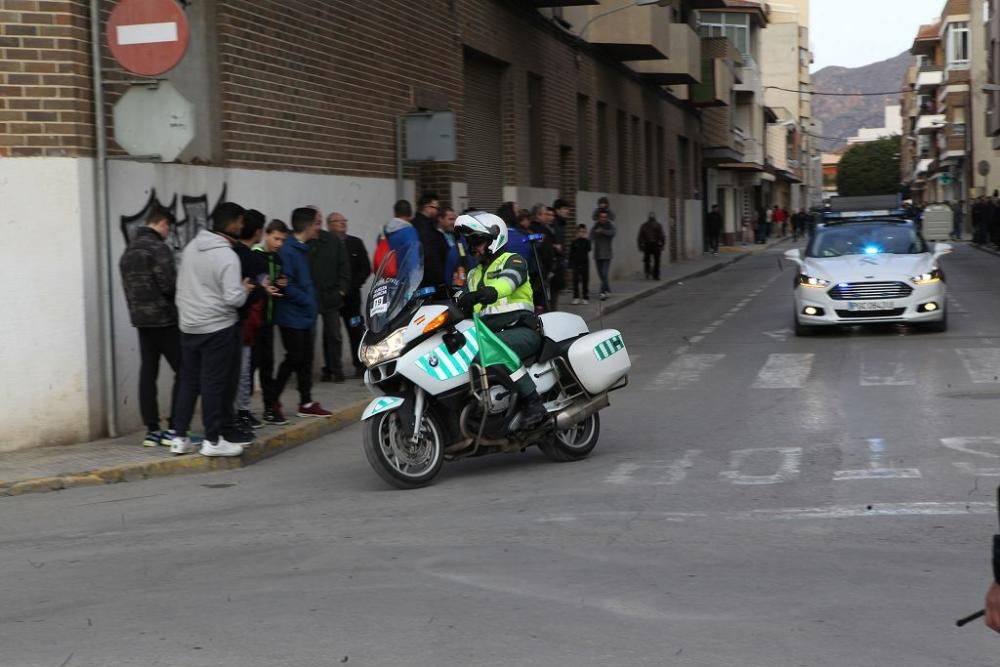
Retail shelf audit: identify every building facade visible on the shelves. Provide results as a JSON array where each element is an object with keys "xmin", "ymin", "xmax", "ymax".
[{"xmin": 5, "ymin": 0, "xmax": 781, "ymax": 451}]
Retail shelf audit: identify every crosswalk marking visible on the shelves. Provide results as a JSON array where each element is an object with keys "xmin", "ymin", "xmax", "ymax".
[
  {"xmin": 751, "ymin": 353, "xmax": 814, "ymax": 389},
  {"xmin": 649, "ymin": 354, "xmax": 725, "ymax": 390},
  {"xmin": 859, "ymin": 354, "xmax": 916, "ymax": 386},
  {"xmin": 956, "ymin": 348, "xmax": 1000, "ymax": 383}
]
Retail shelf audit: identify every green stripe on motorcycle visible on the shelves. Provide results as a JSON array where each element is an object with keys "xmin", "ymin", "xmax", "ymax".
[{"xmin": 595, "ymin": 334, "xmax": 624, "ymax": 360}]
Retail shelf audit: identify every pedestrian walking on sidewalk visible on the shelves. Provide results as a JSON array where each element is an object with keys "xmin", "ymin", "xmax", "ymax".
[
  {"xmin": 309, "ymin": 212, "xmax": 351, "ymax": 384},
  {"xmin": 171, "ymin": 202, "xmax": 253, "ymax": 457},
  {"xmin": 119, "ymin": 205, "xmax": 181, "ymax": 448},
  {"xmin": 638, "ymin": 212, "xmax": 666, "ymax": 278},
  {"xmin": 271, "ymin": 207, "xmax": 332, "ymax": 419},
  {"xmin": 705, "ymin": 206, "xmax": 723, "ymax": 256},
  {"xmin": 253, "ymin": 219, "xmax": 288, "ymax": 424},
  {"xmin": 591, "ymin": 209, "xmax": 616, "ymax": 300},
  {"xmin": 570, "ymin": 224, "xmax": 591, "ymax": 304},
  {"xmin": 328, "ymin": 212, "xmax": 371, "ymax": 379}
]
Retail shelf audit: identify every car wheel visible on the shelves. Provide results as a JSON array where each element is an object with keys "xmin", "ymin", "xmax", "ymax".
[
  {"xmin": 794, "ymin": 314, "xmax": 814, "ymax": 337},
  {"xmin": 923, "ymin": 308, "xmax": 948, "ymax": 333}
]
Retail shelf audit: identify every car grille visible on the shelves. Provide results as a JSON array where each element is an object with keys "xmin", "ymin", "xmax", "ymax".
[
  {"xmin": 828, "ymin": 281, "xmax": 913, "ymax": 301},
  {"xmin": 834, "ymin": 308, "xmax": 907, "ymax": 319}
]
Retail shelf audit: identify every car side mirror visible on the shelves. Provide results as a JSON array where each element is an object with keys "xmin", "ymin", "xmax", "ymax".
[
  {"xmin": 933, "ymin": 242, "xmax": 953, "ymax": 256},
  {"xmin": 784, "ymin": 248, "xmax": 803, "ymax": 266}
]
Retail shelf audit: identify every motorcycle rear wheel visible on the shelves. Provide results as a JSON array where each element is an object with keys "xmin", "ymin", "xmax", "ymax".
[
  {"xmin": 538, "ymin": 413, "xmax": 600, "ymax": 462},
  {"xmin": 363, "ymin": 410, "xmax": 445, "ymax": 489}
]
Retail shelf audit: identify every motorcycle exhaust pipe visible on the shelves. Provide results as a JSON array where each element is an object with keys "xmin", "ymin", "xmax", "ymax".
[{"xmin": 555, "ymin": 393, "xmax": 609, "ymax": 430}]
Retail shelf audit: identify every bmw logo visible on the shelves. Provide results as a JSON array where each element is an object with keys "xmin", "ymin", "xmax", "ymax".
[{"xmin": 427, "ymin": 354, "xmax": 439, "ymax": 368}]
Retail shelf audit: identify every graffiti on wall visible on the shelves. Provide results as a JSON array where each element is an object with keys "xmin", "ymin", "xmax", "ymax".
[{"xmin": 120, "ymin": 185, "xmax": 228, "ymax": 261}]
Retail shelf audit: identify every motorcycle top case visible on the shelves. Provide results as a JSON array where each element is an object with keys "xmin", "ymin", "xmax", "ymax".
[{"xmin": 567, "ymin": 329, "xmax": 630, "ymax": 395}]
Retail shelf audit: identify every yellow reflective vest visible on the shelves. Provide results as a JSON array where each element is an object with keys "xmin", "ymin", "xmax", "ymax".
[{"xmin": 467, "ymin": 251, "xmax": 534, "ymax": 316}]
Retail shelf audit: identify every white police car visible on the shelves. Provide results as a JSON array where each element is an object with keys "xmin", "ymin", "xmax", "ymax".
[{"xmin": 785, "ymin": 216, "xmax": 951, "ymax": 335}]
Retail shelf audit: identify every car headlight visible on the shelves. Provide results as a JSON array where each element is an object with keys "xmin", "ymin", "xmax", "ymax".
[
  {"xmin": 911, "ymin": 268, "xmax": 943, "ymax": 285},
  {"xmin": 360, "ymin": 328, "xmax": 406, "ymax": 367},
  {"xmin": 798, "ymin": 273, "xmax": 830, "ymax": 288}
]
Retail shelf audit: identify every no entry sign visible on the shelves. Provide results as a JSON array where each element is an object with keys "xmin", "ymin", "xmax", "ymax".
[{"xmin": 107, "ymin": 0, "xmax": 190, "ymax": 77}]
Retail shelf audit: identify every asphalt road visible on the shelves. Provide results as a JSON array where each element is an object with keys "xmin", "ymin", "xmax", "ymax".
[{"xmin": 4, "ymin": 243, "xmax": 1000, "ymax": 666}]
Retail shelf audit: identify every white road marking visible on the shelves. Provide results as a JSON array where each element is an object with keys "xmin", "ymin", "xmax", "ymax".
[
  {"xmin": 699, "ymin": 327, "xmax": 715, "ymax": 335},
  {"xmin": 859, "ymin": 356, "xmax": 916, "ymax": 386},
  {"xmin": 751, "ymin": 353, "xmax": 814, "ymax": 389},
  {"xmin": 763, "ymin": 328, "xmax": 793, "ymax": 341},
  {"xmin": 688, "ymin": 335, "xmax": 704, "ymax": 344},
  {"xmin": 720, "ymin": 447, "xmax": 802, "ymax": 485},
  {"xmin": 604, "ymin": 462, "xmax": 641, "ymax": 484},
  {"xmin": 535, "ymin": 503, "xmax": 995, "ymax": 524},
  {"xmin": 956, "ymin": 348, "xmax": 1000, "ymax": 383},
  {"xmin": 833, "ymin": 438, "xmax": 922, "ymax": 480},
  {"xmin": 941, "ymin": 437, "xmax": 1000, "ymax": 476},
  {"xmin": 653, "ymin": 449, "xmax": 701, "ymax": 485},
  {"xmin": 711, "ymin": 320, "xmax": 725, "ymax": 327},
  {"xmin": 117, "ymin": 21, "xmax": 179, "ymax": 45},
  {"xmin": 649, "ymin": 354, "xmax": 725, "ymax": 390}
]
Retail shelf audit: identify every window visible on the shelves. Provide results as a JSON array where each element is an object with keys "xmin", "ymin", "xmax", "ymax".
[
  {"xmin": 947, "ymin": 21, "xmax": 970, "ymax": 68},
  {"xmin": 596, "ymin": 102, "xmax": 608, "ymax": 191},
  {"xmin": 527, "ymin": 73, "xmax": 544, "ymax": 187},
  {"xmin": 577, "ymin": 95, "xmax": 590, "ymax": 191},
  {"xmin": 645, "ymin": 121, "xmax": 654, "ymax": 196},
  {"xmin": 698, "ymin": 12, "xmax": 751, "ymax": 57},
  {"xmin": 656, "ymin": 126, "xmax": 666, "ymax": 198},
  {"xmin": 617, "ymin": 110, "xmax": 627, "ymax": 193},
  {"xmin": 631, "ymin": 115, "xmax": 641, "ymax": 195}
]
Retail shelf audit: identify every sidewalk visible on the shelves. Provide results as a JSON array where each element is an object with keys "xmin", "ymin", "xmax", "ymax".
[{"xmin": 0, "ymin": 236, "xmax": 788, "ymax": 497}]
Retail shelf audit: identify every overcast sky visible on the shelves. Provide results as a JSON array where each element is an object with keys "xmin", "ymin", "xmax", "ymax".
[{"xmin": 810, "ymin": 0, "xmax": 949, "ymax": 72}]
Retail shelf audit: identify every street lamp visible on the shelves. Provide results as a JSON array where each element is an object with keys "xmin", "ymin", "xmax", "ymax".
[{"xmin": 577, "ymin": 0, "xmax": 672, "ymax": 39}]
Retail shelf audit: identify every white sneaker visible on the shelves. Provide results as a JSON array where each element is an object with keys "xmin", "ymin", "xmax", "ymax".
[
  {"xmin": 200, "ymin": 437, "xmax": 244, "ymax": 457},
  {"xmin": 571, "ymin": 298, "xmax": 581, "ymax": 305},
  {"xmin": 581, "ymin": 299, "xmax": 590, "ymax": 305},
  {"xmin": 170, "ymin": 436, "xmax": 196, "ymax": 455}
]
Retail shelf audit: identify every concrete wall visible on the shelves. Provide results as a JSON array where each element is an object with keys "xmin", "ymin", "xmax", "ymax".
[
  {"xmin": 0, "ymin": 158, "xmax": 99, "ymax": 452},
  {"xmin": 576, "ymin": 191, "xmax": 670, "ymax": 280}
]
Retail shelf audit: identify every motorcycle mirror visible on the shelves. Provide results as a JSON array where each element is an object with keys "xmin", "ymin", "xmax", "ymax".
[{"xmin": 443, "ymin": 331, "xmax": 466, "ymax": 356}]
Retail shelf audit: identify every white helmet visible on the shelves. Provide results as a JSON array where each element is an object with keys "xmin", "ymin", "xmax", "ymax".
[{"xmin": 455, "ymin": 211, "xmax": 508, "ymax": 255}]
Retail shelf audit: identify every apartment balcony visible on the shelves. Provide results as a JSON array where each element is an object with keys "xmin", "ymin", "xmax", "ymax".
[
  {"xmin": 628, "ymin": 22, "xmax": 702, "ymax": 85},
  {"xmin": 564, "ymin": 2, "xmax": 670, "ymax": 60},
  {"xmin": 916, "ymin": 65, "xmax": 943, "ymax": 92},
  {"xmin": 733, "ymin": 52, "xmax": 762, "ymax": 96},
  {"xmin": 916, "ymin": 113, "xmax": 946, "ymax": 133},
  {"xmin": 690, "ymin": 56, "xmax": 735, "ymax": 107}
]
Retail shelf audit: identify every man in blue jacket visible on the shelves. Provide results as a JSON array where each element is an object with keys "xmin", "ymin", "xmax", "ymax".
[{"xmin": 268, "ymin": 207, "xmax": 331, "ymax": 420}]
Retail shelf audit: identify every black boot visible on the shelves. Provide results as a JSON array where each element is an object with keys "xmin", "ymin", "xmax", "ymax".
[{"xmin": 520, "ymin": 392, "xmax": 549, "ymax": 429}]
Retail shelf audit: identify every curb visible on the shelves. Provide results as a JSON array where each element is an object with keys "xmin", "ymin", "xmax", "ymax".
[
  {"xmin": 970, "ymin": 242, "xmax": 1000, "ymax": 258},
  {"xmin": 0, "ymin": 399, "xmax": 368, "ymax": 498}
]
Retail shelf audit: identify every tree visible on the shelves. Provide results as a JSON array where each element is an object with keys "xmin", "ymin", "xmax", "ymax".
[{"xmin": 836, "ymin": 136, "xmax": 902, "ymax": 197}]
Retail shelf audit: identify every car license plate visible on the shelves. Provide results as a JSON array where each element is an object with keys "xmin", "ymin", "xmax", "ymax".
[{"xmin": 847, "ymin": 301, "xmax": 894, "ymax": 311}]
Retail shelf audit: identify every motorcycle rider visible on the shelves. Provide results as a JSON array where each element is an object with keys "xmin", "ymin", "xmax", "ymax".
[{"xmin": 454, "ymin": 211, "xmax": 549, "ymax": 428}]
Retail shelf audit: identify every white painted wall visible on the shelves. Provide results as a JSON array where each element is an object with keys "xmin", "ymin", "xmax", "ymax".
[
  {"xmin": 684, "ymin": 200, "xmax": 704, "ymax": 258},
  {"xmin": 0, "ymin": 158, "xmax": 99, "ymax": 452},
  {"xmin": 575, "ymin": 191, "xmax": 670, "ymax": 281},
  {"xmin": 107, "ymin": 162, "xmax": 414, "ymax": 434}
]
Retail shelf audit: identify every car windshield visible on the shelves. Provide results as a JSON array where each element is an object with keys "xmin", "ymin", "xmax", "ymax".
[
  {"xmin": 806, "ymin": 223, "xmax": 927, "ymax": 258},
  {"xmin": 365, "ymin": 244, "xmax": 424, "ymax": 335}
]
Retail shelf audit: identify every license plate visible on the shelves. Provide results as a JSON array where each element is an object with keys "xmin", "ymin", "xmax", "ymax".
[{"xmin": 847, "ymin": 301, "xmax": 894, "ymax": 311}]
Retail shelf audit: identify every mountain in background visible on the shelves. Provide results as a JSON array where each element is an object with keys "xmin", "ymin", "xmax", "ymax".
[{"xmin": 811, "ymin": 51, "xmax": 913, "ymax": 152}]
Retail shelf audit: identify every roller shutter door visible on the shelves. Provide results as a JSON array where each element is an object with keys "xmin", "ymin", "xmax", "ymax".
[{"xmin": 463, "ymin": 55, "xmax": 504, "ymax": 213}]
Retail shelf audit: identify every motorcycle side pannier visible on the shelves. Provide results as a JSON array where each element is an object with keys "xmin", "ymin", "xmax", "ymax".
[{"xmin": 566, "ymin": 329, "xmax": 630, "ymax": 395}]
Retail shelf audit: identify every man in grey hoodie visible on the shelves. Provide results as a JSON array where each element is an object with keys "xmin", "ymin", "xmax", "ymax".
[{"xmin": 170, "ymin": 202, "xmax": 253, "ymax": 457}]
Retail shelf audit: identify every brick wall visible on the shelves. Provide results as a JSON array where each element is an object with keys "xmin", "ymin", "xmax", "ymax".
[
  {"xmin": 0, "ymin": 0, "xmax": 93, "ymax": 157},
  {"xmin": 2, "ymin": 0, "xmax": 703, "ymax": 209}
]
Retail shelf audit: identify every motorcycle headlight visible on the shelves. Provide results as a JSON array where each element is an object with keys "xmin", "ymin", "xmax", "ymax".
[
  {"xmin": 911, "ymin": 268, "xmax": 943, "ymax": 285},
  {"xmin": 360, "ymin": 328, "xmax": 406, "ymax": 368},
  {"xmin": 798, "ymin": 273, "xmax": 830, "ymax": 288}
]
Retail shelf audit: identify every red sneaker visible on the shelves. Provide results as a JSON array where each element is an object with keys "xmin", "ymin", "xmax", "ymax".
[{"xmin": 297, "ymin": 401, "xmax": 332, "ymax": 418}]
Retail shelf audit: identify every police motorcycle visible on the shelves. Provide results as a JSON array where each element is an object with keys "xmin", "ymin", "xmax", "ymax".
[{"xmin": 358, "ymin": 238, "xmax": 631, "ymax": 490}]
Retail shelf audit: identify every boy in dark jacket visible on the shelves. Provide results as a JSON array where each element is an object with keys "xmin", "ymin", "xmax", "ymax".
[
  {"xmin": 253, "ymin": 220, "xmax": 288, "ymax": 423},
  {"xmin": 271, "ymin": 207, "xmax": 331, "ymax": 418},
  {"xmin": 569, "ymin": 224, "xmax": 591, "ymax": 305},
  {"xmin": 119, "ymin": 205, "xmax": 180, "ymax": 447},
  {"xmin": 308, "ymin": 221, "xmax": 351, "ymax": 383}
]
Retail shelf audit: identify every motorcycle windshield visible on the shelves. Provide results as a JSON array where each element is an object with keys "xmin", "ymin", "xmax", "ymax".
[{"xmin": 365, "ymin": 244, "xmax": 425, "ymax": 335}]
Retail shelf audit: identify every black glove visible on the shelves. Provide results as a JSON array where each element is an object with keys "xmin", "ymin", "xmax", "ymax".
[{"xmin": 456, "ymin": 287, "xmax": 498, "ymax": 316}]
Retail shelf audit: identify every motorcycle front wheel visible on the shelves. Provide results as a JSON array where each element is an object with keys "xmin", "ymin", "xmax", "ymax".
[
  {"xmin": 363, "ymin": 410, "xmax": 445, "ymax": 489},
  {"xmin": 538, "ymin": 413, "xmax": 601, "ymax": 462}
]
